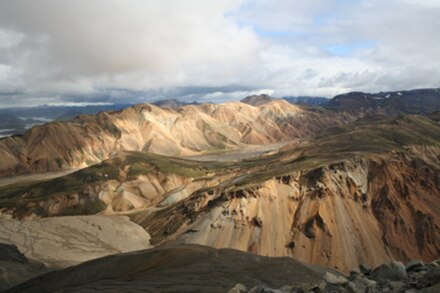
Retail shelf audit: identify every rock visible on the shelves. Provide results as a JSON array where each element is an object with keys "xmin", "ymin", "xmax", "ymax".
[
  {"xmin": 388, "ymin": 281, "xmax": 405, "ymax": 292},
  {"xmin": 323, "ymin": 272, "xmax": 348, "ymax": 285},
  {"xmin": 290, "ymin": 282, "xmax": 323, "ymax": 293},
  {"xmin": 291, "ymin": 283, "xmax": 319, "ymax": 293},
  {"xmin": 349, "ymin": 274, "xmax": 377, "ymax": 290},
  {"xmin": 431, "ymin": 259, "xmax": 440, "ymax": 269},
  {"xmin": 285, "ymin": 241, "xmax": 296, "ymax": 249},
  {"xmin": 228, "ymin": 283, "xmax": 247, "ymax": 293},
  {"xmin": 418, "ymin": 268, "xmax": 440, "ymax": 288},
  {"xmin": 278, "ymin": 285, "xmax": 293, "ymax": 293},
  {"xmin": 406, "ymin": 259, "xmax": 425, "ymax": 272},
  {"xmin": 252, "ymin": 216, "xmax": 263, "ymax": 227},
  {"xmin": 248, "ymin": 286, "xmax": 281, "ymax": 293},
  {"xmin": 422, "ymin": 283, "xmax": 440, "ymax": 293},
  {"xmin": 347, "ymin": 281, "xmax": 367, "ymax": 293},
  {"xmin": 370, "ymin": 261, "xmax": 408, "ymax": 282},
  {"xmin": 359, "ymin": 263, "xmax": 372, "ymax": 275},
  {"xmin": 349, "ymin": 268, "xmax": 362, "ymax": 278}
]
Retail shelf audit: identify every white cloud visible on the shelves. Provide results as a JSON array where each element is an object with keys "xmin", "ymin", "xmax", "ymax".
[{"xmin": 0, "ymin": 0, "xmax": 439, "ymax": 106}]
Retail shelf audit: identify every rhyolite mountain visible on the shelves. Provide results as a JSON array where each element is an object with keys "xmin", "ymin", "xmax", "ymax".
[
  {"xmin": 1, "ymin": 93, "xmax": 439, "ymax": 292},
  {"xmin": 0, "ymin": 100, "xmax": 356, "ymax": 177},
  {"xmin": 1, "ymin": 113, "xmax": 439, "ymax": 273},
  {"xmin": 328, "ymin": 88, "xmax": 440, "ymax": 114}
]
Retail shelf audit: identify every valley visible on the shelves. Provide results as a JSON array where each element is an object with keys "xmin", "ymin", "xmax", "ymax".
[{"xmin": 0, "ymin": 95, "xmax": 439, "ymax": 292}]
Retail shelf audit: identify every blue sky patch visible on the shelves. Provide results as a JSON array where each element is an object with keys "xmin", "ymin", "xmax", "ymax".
[{"xmin": 324, "ymin": 40, "xmax": 376, "ymax": 56}]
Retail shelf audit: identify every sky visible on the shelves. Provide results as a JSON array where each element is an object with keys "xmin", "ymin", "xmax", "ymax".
[{"xmin": 0, "ymin": 0, "xmax": 439, "ymax": 107}]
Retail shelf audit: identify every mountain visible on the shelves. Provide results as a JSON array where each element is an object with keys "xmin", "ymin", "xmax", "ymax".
[
  {"xmin": 1, "ymin": 114, "xmax": 439, "ymax": 273},
  {"xmin": 1, "ymin": 94, "xmax": 439, "ymax": 291},
  {"xmin": 152, "ymin": 99, "xmax": 200, "ymax": 109},
  {"xmin": 241, "ymin": 94, "xmax": 276, "ymax": 106},
  {"xmin": 0, "ymin": 104, "xmax": 133, "ymax": 137},
  {"xmin": 284, "ymin": 96, "xmax": 329, "ymax": 106},
  {"xmin": 327, "ymin": 88, "xmax": 440, "ymax": 114},
  {"xmin": 0, "ymin": 100, "xmax": 356, "ymax": 177},
  {"xmin": 241, "ymin": 94, "xmax": 330, "ymax": 107}
]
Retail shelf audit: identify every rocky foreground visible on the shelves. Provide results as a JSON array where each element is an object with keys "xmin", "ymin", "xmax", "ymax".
[
  {"xmin": 227, "ymin": 259, "xmax": 440, "ymax": 293},
  {"xmin": 1, "ymin": 243, "xmax": 439, "ymax": 292}
]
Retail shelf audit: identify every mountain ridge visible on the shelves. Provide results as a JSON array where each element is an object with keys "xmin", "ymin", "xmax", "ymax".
[
  {"xmin": 328, "ymin": 88, "xmax": 440, "ymax": 114},
  {"xmin": 0, "ymin": 100, "xmax": 356, "ymax": 177}
]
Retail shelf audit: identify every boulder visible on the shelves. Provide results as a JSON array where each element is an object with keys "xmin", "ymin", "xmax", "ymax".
[
  {"xmin": 370, "ymin": 261, "xmax": 408, "ymax": 282},
  {"xmin": 406, "ymin": 259, "xmax": 426, "ymax": 272},
  {"xmin": 323, "ymin": 272, "xmax": 348, "ymax": 285},
  {"xmin": 228, "ymin": 283, "xmax": 247, "ymax": 293}
]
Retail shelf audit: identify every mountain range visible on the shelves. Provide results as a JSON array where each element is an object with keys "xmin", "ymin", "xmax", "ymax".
[
  {"xmin": 0, "ymin": 89, "xmax": 439, "ymax": 292},
  {"xmin": 328, "ymin": 88, "xmax": 440, "ymax": 114}
]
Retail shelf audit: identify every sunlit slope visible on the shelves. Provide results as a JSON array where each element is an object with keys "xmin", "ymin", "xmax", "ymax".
[{"xmin": 0, "ymin": 100, "xmax": 356, "ymax": 177}]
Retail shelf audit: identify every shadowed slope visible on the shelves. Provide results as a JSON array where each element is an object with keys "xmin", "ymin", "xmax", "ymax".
[{"xmin": 5, "ymin": 244, "xmax": 328, "ymax": 293}]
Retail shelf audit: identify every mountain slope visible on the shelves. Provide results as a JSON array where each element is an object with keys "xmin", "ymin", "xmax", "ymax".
[
  {"xmin": 328, "ymin": 88, "xmax": 440, "ymax": 114},
  {"xmin": 5, "ymin": 244, "xmax": 329, "ymax": 293},
  {"xmin": 1, "ymin": 114, "xmax": 439, "ymax": 272},
  {"xmin": 131, "ymin": 115, "xmax": 440, "ymax": 271},
  {"xmin": 0, "ymin": 100, "xmax": 356, "ymax": 177}
]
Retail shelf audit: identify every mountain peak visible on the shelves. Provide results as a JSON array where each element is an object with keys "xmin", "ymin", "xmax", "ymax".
[
  {"xmin": 152, "ymin": 99, "xmax": 200, "ymax": 109},
  {"xmin": 241, "ymin": 94, "xmax": 277, "ymax": 106}
]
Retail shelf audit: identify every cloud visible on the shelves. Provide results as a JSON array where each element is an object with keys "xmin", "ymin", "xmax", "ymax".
[
  {"xmin": 0, "ymin": 0, "xmax": 261, "ymax": 105},
  {"xmin": 0, "ymin": 0, "xmax": 438, "ymax": 106}
]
